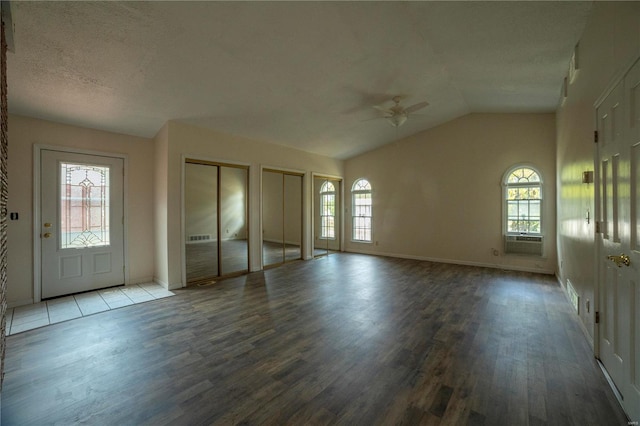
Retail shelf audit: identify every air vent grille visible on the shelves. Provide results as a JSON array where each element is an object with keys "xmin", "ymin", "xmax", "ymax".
[
  {"xmin": 188, "ymin": 234, "xmax": 212, "ymax": 243},
  {"xmin": 504, "ymin": 235, "xmax": 543, "ymax": 256}
]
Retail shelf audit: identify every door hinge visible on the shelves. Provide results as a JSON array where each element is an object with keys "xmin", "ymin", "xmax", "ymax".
[
  {"xmin": 594, "ymin": 130, "xmax": 599, "ymax": 143},
  {"xmin": 595, "ymin": 311, "xmax": 600, "ymax": 324}
]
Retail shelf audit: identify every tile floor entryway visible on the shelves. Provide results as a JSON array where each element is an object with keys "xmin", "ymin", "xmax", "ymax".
[{"xmin": 6, "ymin": 283, "xmax": 175, "ymax": 335}]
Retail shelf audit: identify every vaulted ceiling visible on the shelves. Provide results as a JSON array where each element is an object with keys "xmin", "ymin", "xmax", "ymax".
[{"xmin": 6, "ymin": 1, "xmax": 592, "ymax": 159}]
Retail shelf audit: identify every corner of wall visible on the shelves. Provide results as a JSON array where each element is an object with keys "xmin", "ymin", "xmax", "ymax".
[{"xmin": 153, "ymin": 122, "xmax": 170, "ymax": 286}]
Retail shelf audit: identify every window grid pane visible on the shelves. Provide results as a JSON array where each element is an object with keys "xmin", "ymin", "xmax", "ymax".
[
  {"xmin": 320, "ymin": 190, "xmax": 335, "ymax": 239},
  {"xmin": 505, "ymin": 167, "xmax": 542, "ymax": 235},
  {"xmin": 351, "ymin": 179, "xmax": 372, "ymax": 242}
]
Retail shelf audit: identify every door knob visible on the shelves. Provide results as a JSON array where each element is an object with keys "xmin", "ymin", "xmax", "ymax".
[
  {"xmin": 43, "ymin": 222, "xmax": 52, "ymax": 228},
  {"xmin": 607, "ymin": 253, "xmax": 630, "ymax": 267},
  {"xmin": 43, "ymin": 232, "xmax": 52, "ymax": 239}
]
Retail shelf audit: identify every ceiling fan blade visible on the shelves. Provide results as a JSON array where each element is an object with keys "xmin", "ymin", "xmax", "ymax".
[
  {"xmin": 373, "ymin": 105, "xmax": 393, "ymax": 114},
  {"xmin": 361, "ymin": 116, "xmax": 386, "ymax": 122},
  {"xmin": 405, "ymin": 101, "xmax": 429, "ymax": 114}
]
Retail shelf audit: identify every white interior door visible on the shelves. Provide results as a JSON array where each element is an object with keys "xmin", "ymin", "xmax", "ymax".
[
  {"xmin": 41, "ymin": 150, "xmax": 125, "ymax": 299},
  {"xmin": 597, "ymin": 57, "xmax": 640, "ymax": 423}
]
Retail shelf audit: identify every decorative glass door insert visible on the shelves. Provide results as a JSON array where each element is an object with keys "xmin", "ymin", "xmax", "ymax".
[{"xmin": 60, "ymin": 162, "xmax": 110, "ymax": 249}]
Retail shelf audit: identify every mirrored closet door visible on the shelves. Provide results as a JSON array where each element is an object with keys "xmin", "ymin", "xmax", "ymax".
[
  {"xmin": 313, "ymin": 176, "xmax": 341, "ymax": 257},
  {"xmin": 185, "ymin": 160, "xmax": 249, "ymax": 284},
  {"xmin": 262, "ymin": 169, "xmax": 303, "ymax": 267}
]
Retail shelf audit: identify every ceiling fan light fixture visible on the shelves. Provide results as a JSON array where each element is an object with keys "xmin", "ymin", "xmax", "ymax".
[{"xmin": 386, "ymin": 113, "xmax": 407, "ymax": 127}]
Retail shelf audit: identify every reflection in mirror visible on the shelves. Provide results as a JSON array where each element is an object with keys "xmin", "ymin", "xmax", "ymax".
[
  {"xmin": 262, "ymin": 170, "xmax": 303, "ymax": 267},
  {"xmin": 263, "ymin": 171, "xmax": 284, "ymax": 266},
  {"xmin": 220, "ymin": 166, "xmax": 249, "ymax": 275},
  {"xmin": 284, "ymin": 174, "xmax": 302, "ymax": 261},
  {"xmin": 185, "ymin": 163, "xmax": 218, "ymax": 283},
  {"xmin": 314, "ymin": 176, "xmax": 341, "ymax": 257}
]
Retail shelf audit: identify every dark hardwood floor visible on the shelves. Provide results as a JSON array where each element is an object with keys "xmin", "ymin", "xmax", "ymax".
[
  {"xmin": 186, "ymin": 240, "xmax": 250, "ymax": 283},
  {"xmin": 2, "ymin": 254, "xmax": 628, "ymax": 425}
]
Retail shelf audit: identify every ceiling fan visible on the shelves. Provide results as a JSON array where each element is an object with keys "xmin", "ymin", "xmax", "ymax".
[{"xmin": 373, "ymin": 96, "xmax": 429, "ymax": 127}]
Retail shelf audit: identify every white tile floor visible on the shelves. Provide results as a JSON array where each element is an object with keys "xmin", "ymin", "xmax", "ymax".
[{"xmin": 6, "ymin": 283, "xmax": 175, "ymax": 335}]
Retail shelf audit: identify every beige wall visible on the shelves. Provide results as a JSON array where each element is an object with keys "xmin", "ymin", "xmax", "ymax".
[
  {"xmin": 7, "ymin": 114, "xmax": 155, "ymax": 306},
  {"xmin": 153, "ymin": 123, "xmax": 169, "ymax": 287},
  {"xmin": 556, "ymin": 2, "xmax": 640, "ymax": 342},
  {"xmin": 220, "ymin": 166, "xmax": 248, "ymax": 240},
  {"xmin": 283, "ymin": 173, "xmax": 302, "ymax": 245},
  {"xmin": 262, "ymin": 170, "xmax": 284, "ymax": 243},
  {"xmin": 345, "ymin": 113, "xmax": 557, "ymax": 274},
  {"xmin": 185, "ymin": 163, "xmax": 218, "ymax": 242}
]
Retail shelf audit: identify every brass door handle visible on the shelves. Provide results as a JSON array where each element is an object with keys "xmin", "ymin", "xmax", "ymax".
[
  {"xmin": 43, "ymin": 232, "xmax": 52, "ymax": 239},
  {"xmin": 607, "ymin": 253, "xmax": 630, "ymax": 267}
]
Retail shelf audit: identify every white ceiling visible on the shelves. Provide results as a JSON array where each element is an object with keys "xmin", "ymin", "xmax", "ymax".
[{"xmin": 6, "ymin": 1, "xmax": 592, "ymax": 160}]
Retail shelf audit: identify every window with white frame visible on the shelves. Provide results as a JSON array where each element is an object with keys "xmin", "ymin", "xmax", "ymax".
[
  {"xmin": 504, "ymin": 166, "xmax": 542, "ymax": 234},
  {"xmin": 351, "ymin": 178, "xmax": 372, "ymax": 242},
  {"xmin": 320, "ymin": 181, "xmax": 336, "ymax": 239}
]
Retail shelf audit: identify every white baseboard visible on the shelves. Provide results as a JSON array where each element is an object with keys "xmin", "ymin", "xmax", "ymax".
[
  {"xmin": 127, "ymin": 276, "xmax": 154, "ymax": 285},
  {"xmin": 153, "ymin": 277, "xmax": 169, "ymax": 289},
  {"xmin": 153, "ymin": 278, "xmax": 182, "ymax": 290},
  {"xmin": 8, "ymin": 298, "xmax": 34, "ymax": 309},
  {"xmin": 345, "ymin": 248, "xmax": 555, "ymax": 275},
  {"xmin": 556, "ymin": 274, "xmax": 594, "ymax": 350}
]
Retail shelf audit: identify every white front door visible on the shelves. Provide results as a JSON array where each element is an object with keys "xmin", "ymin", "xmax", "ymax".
[
  {"xmin": 40, "ymin": 149, "xmax": 125, "ymax": 299},
  {"xmin": 596, "ymin": 57, "xmax": 640, "ymax": 422}
]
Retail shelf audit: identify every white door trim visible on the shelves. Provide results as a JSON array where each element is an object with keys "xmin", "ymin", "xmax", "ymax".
[{"xmin": 33, "ymin": 144, "xmax": 129, "ymax": 303}]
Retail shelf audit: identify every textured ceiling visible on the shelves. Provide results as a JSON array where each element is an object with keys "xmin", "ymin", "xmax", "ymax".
[{"xmin": 6, "ymin": 1, "xmax": 592, "ymax": 160}]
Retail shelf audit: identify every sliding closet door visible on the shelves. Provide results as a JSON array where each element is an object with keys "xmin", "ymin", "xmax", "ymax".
[
  {"xmin": 220, "ymin": 166, "xmax": 249, "ymax": 275},
  {"xmin": 263, "ymin": 170, "xmax": 284, "ymax": 266},
  {"xmin": 185, "ymin": 163, "xmax": 219, "ymax": 282},
  {"xmin": 284, "ymin": 174, "xmax": 302, "ymax": 261},
  {"xmin": 262, "ymin": 169, "xmax": 303, "ymax": 267},
  {"xmin": 185, "ymin": 160, "xmax": 249, "ymax": 284}
]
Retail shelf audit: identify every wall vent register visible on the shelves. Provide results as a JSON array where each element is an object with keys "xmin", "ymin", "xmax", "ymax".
[{"xmin": 188, "ymin": 234, "xmax": 212, "ymax": 243}]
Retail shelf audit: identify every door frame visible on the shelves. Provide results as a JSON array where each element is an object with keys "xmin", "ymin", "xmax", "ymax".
[{"xmin": 33, "ymin": 144, "xmax": 129, "ymax": 303}]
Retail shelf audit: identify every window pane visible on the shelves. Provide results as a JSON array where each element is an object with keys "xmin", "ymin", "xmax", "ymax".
[
  {"xmin": 351, "ymin": 181, "xmax": 372, "ymax": 242},
  {"xmin": 530, "ymin": 200, "xmax": 541, "ymax": 218},
  {"xmin": 353, "ymin": 179, "xmax": 371, "ymax": 191},
  {"xmin": 505, "ymin": 166, "xmax": 542, "ymax": 235},
  {"xmin": 508, "ymin": 167, "xmax": 540, "ymax": 183},
  {"xmin": 353, "ymin": 216, "xmax": 371, "ymax": 241},
  {"xmin": 61, "ymin": 163, "xmax": 110, "ymax": 249},
  {"xmin": 322, "ymin": 216, "xmax": 335, "ymax": 238},
  {"xmin": 518, "ymin": 201, "xmax": 529, "ymax": 218}
]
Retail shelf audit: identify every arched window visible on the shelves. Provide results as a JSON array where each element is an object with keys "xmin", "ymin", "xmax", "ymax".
[
  {"xmin": 320, "ymin": 181, "xmax": 336, "ymax": 239},
  {"xmin": 351, "ymin": 178, "xmax": 372, "ymax": 242},
  {"xmin": 504, "ymin": 166, "xmax": 542, "ymax": 235}
]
